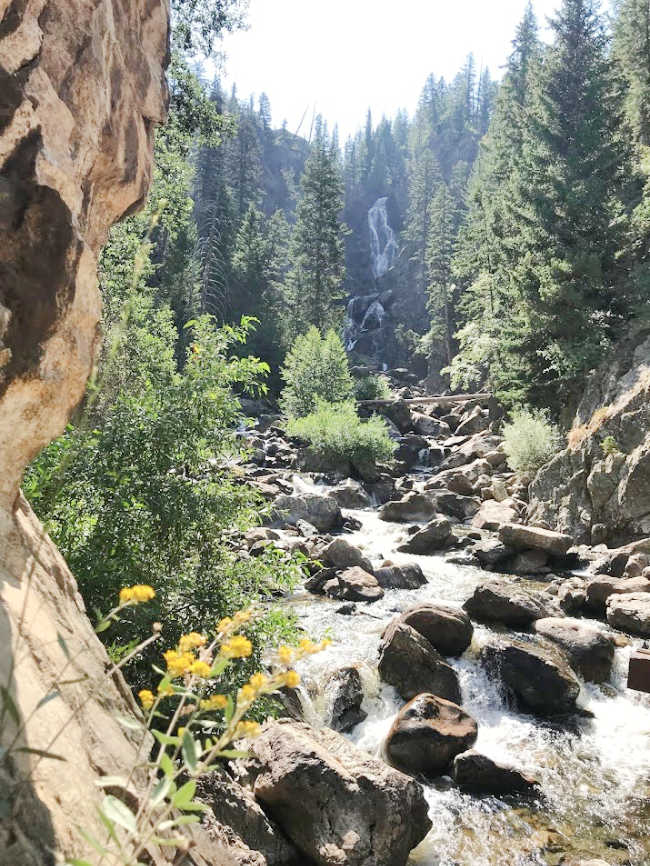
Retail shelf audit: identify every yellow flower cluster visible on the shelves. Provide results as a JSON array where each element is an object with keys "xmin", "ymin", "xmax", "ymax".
[
  {"xmin": 119, "ymin": 584, "xmax": 156, "ymax": 605},
  {"xmin": 158, "ymin": 683, "xmax": 175, "ymax": 697},
  {"xmin": 179, "ymin": 632, "xmax": 206, "ymax": 653},
  {"xmin": 200, "ymin": 694, "xmax": 228, "ymax": 711},
  {"xmin": 163, "ymin": 650, "xmax": 196, "ymax": 678},
  {"xmin": 277, "ymin": 637, "xmax": 331, "ymax": 666},
  {"xmin": 188, "ymin": 660, "xmax": 212, "ymax": 679},
  {"xmin": 234, "ymin": 720, "xmax": 261, "ymax": 739},
  {"xmin": 138, "ymin": 689, "xmax": 155, "ymax": 710},
  {"xmin": 220, "ymin": 635, "xmax": 253, "ymax": 659}
]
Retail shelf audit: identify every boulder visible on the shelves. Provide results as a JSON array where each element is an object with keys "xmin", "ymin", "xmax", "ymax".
[
  {"xmin": 247, "ymin": 720, "xmax": 432, "ymax": 866},
  {"xmin": 480, "ymin": 639, "xmax": 581, "ymax": 716},
  {"xmin": 412, "ymin": 412, "xmax": 451, "ymax": 438},
  {"xmin": 606, "ymin": 592, "xmax": 650, "ymax": 636},
  {"xmin": 499, "ymin": 523, "xmax": 573, "ymax": 556},
  {"xmin": 452, "ymin": 751, "xmax": 540, "ymax": 796},
  {"xmin": 509, "ymin": 549, "xmax": 549, "ymax": 575},
  {"xmin": 556, "ymin": 577, "xmax": 588, "ymax": 614},
  {"xmin": 270, "ymin": 494, "xmax": 342, "ymax": 532},
  {"xmin": 455, "ymin": 406, "xmax": 490, "ymax": 437},
  {"xmin": 397, "ymin": 517, "xmax": 452, "ymax": 554},
  {"xmin": 325, "ymin": 567, "xmax": 384, "ymax": 603},
  {"xmin": 436, "ymin": 491, "xmax": 482, "ymax": 519},
  {"xmin": 374, "ymin": 563, "xmax": 427, "ymax": 590},
  {"xmin": 330, "ymin": 480, "xmax": 372, "ymax": 509},
  {"xmin": 324, "ymin": 538, "xmax": 373, "ymax": 573},
  {"xmin": 379, "ymin": 492, "xmax": 436, "ymax": 523},
  {"xmin": 394, "ymin": 434, "xmax": 431, "ymax": 468},
  {"xmin": 472, "ymin": 538, "xmax": 513, "ymax": 567},
  {"xmin": 378, "ymin": 622, "xmax": 462, "ymax": 703},
  {"xmin": 534, "ymin": 617, "xmax": 615, "ymax": 683},
  {"xmin": 327, "ymin": 667, "xmax": 367, "ymax": 732},
  {"xmin": 586, "ymin": 574, "xmax": 650, "ymax": 614},
  {"xmin": 472, "ymin": 499, "xmax": 518, "ymax": 531},
  {"xmin": 385, "ymin": 694, "xmax": 478, "ymax": 777},
  {"xmin": 463, "ymin": 581, "xmax": 550, "ymax": 626},
  {"xmin": 392, "ymin": 604, "xmax": 473, "ymax": 657},
  {"xmin": 381, "ymin": 400, "xmax": 414, "ymax": 434}
]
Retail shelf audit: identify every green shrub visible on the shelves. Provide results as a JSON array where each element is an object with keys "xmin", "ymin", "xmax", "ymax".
[
  {"xmin": 601, "ymin": 434, "xmax": 621, "ymax": 456},
  {"xmin": 286, "ymin": 400, "xmax": 395, "ymax": 466},
  {"xmin": 280, "ymin": 326, "xmax": 353, "ymax": 417},
  {"xmin": 502, "ymin": 407, "xmax": 560, "ymax": 476},
  {"xmin": 354, "ymin": 374, "xmax": 391, "ymax": 401}
]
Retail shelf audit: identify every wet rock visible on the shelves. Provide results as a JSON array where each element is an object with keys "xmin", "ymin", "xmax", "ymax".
[
  {"xmin": 557, "ymin": 578, "xmax": 588, "ymax": 614},
  {"xmin": 472, "ymin": 499, "xmax": 518, "ymax": 531},
  {"xmin": 585, "ymin": 574, "xmax": 650, "ymax": 614},
  {"xmin": 397, "ymin": 517, "xmax": 452, "ymax": 554},
  {"xmin": 435, "ymin": 491, "xmax": 482, "ymax": 519},
  {"xmin": 269, "ymin": 493, "xmax": 342, "ymax": 532},
  {"xmin": 499, "ymin": 523, "xmax": 573, "ymax": 556},
  {"xmin": 534, "ymin": 617, "xmax": 615, "ymax": 683},
  {"xmin": 378, "ymin": 622, "xmax": 462, "ymax": 703},
  {"xmin": 480, "ymin": 639, "xmax": 581, "ymax": 716},
  {"xmin": 327, "ymin": 667, "xmax": 367, "ymax": 732},
  {"xmin": 452, "ymin": 751, "xmax": 540, "ymax": 796},
  {"xmin": 379, "ymin": 492, "xmax": 436, "ymax": 523},
  {"xmin": 336, "ymin": 602, "xmax": 357, "ymax": 615},
  {"xmin": 463, "ymin": 581, "xmax": 551, "ymax": 626},
  {"xmin": 394, "ymin": 434, "xmax": 431, "ymax": 468},
  {"xmin": 326, "ymin": 567, "xmax": 384, "ymax": 603},
  {"xmin": 472, "ymin": 538, "xmax": 513, "ymax": 567},
  {"xmin": 365, "ymin": 475, "xmax": 396, "ymax": 505},
  {"xmin": 305, "ymin": 567, "xmax": 338, "ymax": 594},
  {"xmin": 247, "ymin": 719, "xmax": 432, "ymax": 866},
  {"xmin": 374, "ymin": 563, "xmax": 427, "ymax": 590},
  {"xmin": 324, "ymin": 538, "xmax": 373, "ymax": 573},
  {"xmin": 509, "ymin": 549, "xmax": 549, "ymax": 575},
  {"xmin": 330, "ymin": 480, "xmax": 372, "ymax": 509},
  {"xmin": 392, "ymin": 604, "xmax": 473, "ymax": 657},
  {"xmin": 197, "ymin": 771, "xmax": 299, "ymax": 866},
  {"xmin": 606, "ymin": 592, "xmax": 650, "ymax": 636},
  {"xmin": 385, "ymin": 694, "xmax": 478, "ymax": 777}
]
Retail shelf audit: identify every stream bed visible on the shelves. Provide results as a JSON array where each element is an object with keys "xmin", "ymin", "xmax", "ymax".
[{"xmin": 284, "ymin": 504, "xmax": 650, "ymax": 866}]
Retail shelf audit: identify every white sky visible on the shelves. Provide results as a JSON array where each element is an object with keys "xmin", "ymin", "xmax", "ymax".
[{"xmin": 218, "ymin": 0, "xmax": 566, "ymax": 141}]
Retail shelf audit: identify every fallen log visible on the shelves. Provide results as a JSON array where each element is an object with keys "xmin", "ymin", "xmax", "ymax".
[{"xmin": 358, "ymin": 392, "xmax": 491, "ymax": 409}]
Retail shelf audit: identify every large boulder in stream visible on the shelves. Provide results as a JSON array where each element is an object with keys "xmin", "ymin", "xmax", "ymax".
[
  {"xmin": 379, "ymin": 492, "xmax": 436, "ymax": 523},
  {"xmin": 324, "ymin": 538, "xmax": 373, "ymax": 573},
  {"xmin": 385, "ymin": 693, "xmax": 478, "ymax": 777},
  {"xmin": 324, "ymin": 567, "xmax": 384, "ymax": 603},
  {"xmin": 269, "ymin": 493, "xmax": 342, "ymax": 532},
  {"xmin": 374, "ymin": 563, "xmax": 427, "ymax": 590},
  {"xmin": 533, "ymin": 617, "xmax": 615, "ymax": 683},
  {"xmin": 452, "ymin": 751, "xmax": 540, "ymax": 797},
  {"xmin": 463, "ymin": 580, "xmax": 551, "ymax": 626},
  {"xmin": 606, "ymin": 592, "xmax": 650, "ymax": 636},
  {"xmin": 391, "ymin": 604, "xmax": 473, "ymax": 657},
  {"xmin": 326, "ymin": 666, "xmax": 367, "ymax": 732},
  {"xmin": 397, "ymin": 517, "xmax": 452, "ymax": 554},
  {"xmin": 480, "ymin": 639, "xmax": 581, "ymax": 716},
  {"xmin": 245, "ymin": 719, "xmax": 432, "ymax": 866},
  {"xmin": 499, "ymin": 523, "xmax": 573, "ymax": 556},
  {"xmin": 378, "ymin": 622, "xmax": 462, "ymax": 703},
  {"xmin": 330, "ymin": 479, "xmax": 372, "ymax": 509}
]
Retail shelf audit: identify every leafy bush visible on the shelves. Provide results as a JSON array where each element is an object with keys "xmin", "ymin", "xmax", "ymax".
[
  {"xmin": 502, "ymin": 408, "xmax": 560, "ymax": 477},
  {"xmin": 601, "ymin": 435, "xmax": 621, "ymax": 456},
  {"xmin": 286, "ymin": 400, "xmax": 394, "ymax": 467},
  {"xmin": 354, "ymin": 374, "xmax": 391, "ymax": 401},
  {"xmin": 280, "ymin": 326, "xmax": 353, "ymax": 417}
]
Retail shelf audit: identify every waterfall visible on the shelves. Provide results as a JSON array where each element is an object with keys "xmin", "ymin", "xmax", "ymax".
[{"xmin": 368, "ymin": 196, "xmax": 398, "ymax": 280}]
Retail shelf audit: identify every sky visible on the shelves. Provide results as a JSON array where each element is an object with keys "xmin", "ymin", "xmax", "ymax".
[{"xmin": 217, "ymin": 0, "xmax": 563, "ymax": 142}]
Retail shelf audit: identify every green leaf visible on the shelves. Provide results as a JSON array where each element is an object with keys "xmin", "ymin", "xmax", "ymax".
[
  {"xmin": 101, "ymin": 795, "xmax": 137, "ymax": 835},
  {"xmin": 172, "ymin": 780, "xmax": 196, "ymax": 809},
  {"xmin": 65, "ymin": 859, "xmax": 94, "ymax": 866},
  {"xmin": 57, "ymin": 632, "xmax": 72, "ymax": 660},
  {"xmin": 224, "ymin": 695, "xmax": 235, "ymax": 725},
  {"xmin": 181, "ymin": 730, "xmax": 198, "ymax": 773},
  {"xmin": 0, "ymin": 686, "xmax": 20, "ymax": 725},
  {"xmin": 36, "ymin": 690, "xmax": 60, "ymax": 711},
  {"xmin": 215, "ymin": 749, "xmax": 249, "ymax": 760},
  {"xmin": 157, "ymin": 814, "xmax": 201, "ymax": 831},
  {"xmin": 159, "ymin": 752, "xmax": 175, "ymax": 778},
  {"xmin": 209, "ymin": 657, "xmax": 229, "ymax": 678},
  {"xmin": 152, "ymin": 730, "xmax": 181, "ymax": 747},
  {"xmin": 15, "ymin": 747, "xmax": 66, "ymax": 762},
  {"xmin": 150, "ymin": 776, "xmax": 172, "ymax": 806},
  {"xmin": 95, "ymin": 619, "xmax": 112, "ymax": 634},
  {"xmin": 115, "ymin": 713, "xmax": 143, "ymax": 732}
]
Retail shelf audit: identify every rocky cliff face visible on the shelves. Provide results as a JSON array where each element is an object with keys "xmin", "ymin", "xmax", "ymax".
[
  {"xmin": 528, "ymin": 327, "xmax": 650, "ymax": 545},
  {"xmin": 0, "ymin": 4, "xmax": 236, "ymax": 865}
]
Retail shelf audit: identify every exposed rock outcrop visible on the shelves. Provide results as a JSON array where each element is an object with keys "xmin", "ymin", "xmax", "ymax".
[{"xmin": 378, "ymin": 621, "xmax": 462, "ymax": 703}]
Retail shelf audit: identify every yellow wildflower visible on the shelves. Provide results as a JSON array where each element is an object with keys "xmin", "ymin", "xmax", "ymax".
[
  {"xmin": 177, "ymin": 726, "xmax": 186, "ymax": 737},
  {"xmin": 119, "ymin": 584, "xmax": 155, "ymax": 605},
  {"xmin": 220, "ymin": 635, "xmax": 253, "ymax": 659},
  {"xmin": 320, "ymin": 638, "xmax": 332, "ymax": 649},
  {"xmin": 216, "ymin": 617, "xmax": 233, "ymax": 633},
  {"xmin": 179, "ymin": 632, "xmax": 205, "ymax": 653},
  {"xmin": 234, "ymin": 720, "xmax": 261, "ymax": 739},
  {"xmin": 163, "ymin": 649, "xmax": 195, "ymax": 677},
  {"xmin": 233, "ymin": 609, "xmax": 253, "ymax": 624},
  {"xmin": 249, "ymin": 673, "xmax": 267, "ymax": 690},
  {"xmin": 239, "ymin": 684, "xmax": 256, "ymax": 702},
  {"xmin": 157, "ymin": 682, "xmax": 175, "ymax": 697},
  {"xmin": 200, "ymin": 694, "xmax": 228, "ymax": 711},
  {"xmin": 283, "ymin": 670, "xmax": 300, "ymax": 689},
  {"xmin": 138, "ymin": 689, "xmax": 155, "ymax": 710},
  {"xmin": 188, "ymin": 660, "xmax": 212, "ymax": 678},
  {"xmin": 277, "ymin": 645, "xmax": 293, "ymax": 664},
  {"xmin": 299, "ymin": 638, "xmax": 315, "ymax": 654}
]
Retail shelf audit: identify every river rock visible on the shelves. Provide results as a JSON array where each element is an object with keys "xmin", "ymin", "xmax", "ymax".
[
  {"xmin": 397, "ymin": 517, "xmax": 452, "ymax": 554},
  {"xmin": 325, "ymin": 567, "xmax": 384, "ymax": 603},
  {"xmin": 533, "ymin": 617, "xmax": 615, "ymax": 683},
  {"xmin": 392, "ymin": 604, "xmax": 473, "ymax": 657},
  {"xmin": 480, "ymin": 639, "xmax": 581, "ymax": 716},
  {"xmin": 269, "ymin": 493, "xmax": 342, "ymax": 532},
  {"xmin": 472, "ymin": 538, "xmax": 513, "ymax": 567},
  {"xmin": 381, "ymin": 400, "xmax": 414, "ymax": 434},
  {"xmin": 435, "ymin": 491, "xmax": 482, "ymax": 519},
  {"xmin": 606, "ymin": 592, "xmax": 650, "ymax": 636},
  {"xmin": 452, "ymin": 751, "xmax": 540, "ymax": 796},
  {"xmin": 509, "ymin": 548, "xmax": 550, "ymax": 575},
  {"xmin": 412, "ymin": 412, "xmax": 451, "ymax": 438},
  {"xmin": 327, "ymin": 667, "xmax": 367, "ymax": 732},
  {"xmin": 557, "ymin": 577, "xmax": 588, "ymax": 614},
  {"xmin": 324, "ymin": 538, "xmax": 373, "ymax": 573},
  {"xmin": 247, "ymin": 719, "xmax": 432, "ymax": 866},
  {"xmin": 499, "ymin": 523, "xmax": 573, "ymax": 556},
  {"xmin": 394, "ymin": 434, "xmax": 431, "ymax": 468},
  {"xmin": 455, "ymin": 406, "xmax": 490, "ymax": 437},
  {"xmin": 585, "ymin": 574, "xmax": 650, "ymax": 614},
  {"xmin": 374, "ymin": 563, "xmax": 427, "ymax": 590},
  {"xmin": 385, "ymin": 694, "xmax": 478, "ymax": 777},
  {"xmin": 330, "ymin": 479, "xmax": 372, "ymax": 509},
  {"xmin": 379, "ymin": 492, "xmax": 436, "ymax": 523},
  {"xmin": 378, "ymin": 622, "xmax": 462, "ymax": 703},
  {"xmin": 463, "ymin": 581, "xmax": 550, "ymax": 626},
  {"xmin": 472, "ymin": 499, "xmax": 518, "ymax": 531}
]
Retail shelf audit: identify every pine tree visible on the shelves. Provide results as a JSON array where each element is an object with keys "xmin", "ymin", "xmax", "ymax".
[
  {"xmin": 404, "ymin": 150, "xmax": 442, "ymax": 304},
  {"xmin": 426, "ymin": 183, "xmax": 457, "ymax": 365},
  {"xmin": 281, "ymin": 118, "xmax": 347, "ymax": 341}
]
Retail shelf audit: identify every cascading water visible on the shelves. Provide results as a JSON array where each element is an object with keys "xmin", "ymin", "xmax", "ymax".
[
  {"xmin": 283, "ymin": 502, "xmax": 650, "ymax": 866},
  {"xmin": 368, "ymin": 196, "xmax": 398, "ymax": 279}
]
